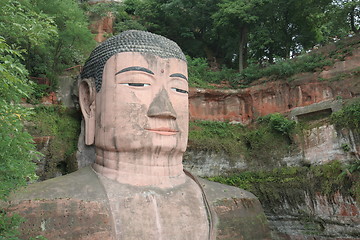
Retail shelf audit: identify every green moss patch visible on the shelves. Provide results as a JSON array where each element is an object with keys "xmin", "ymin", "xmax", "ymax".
[
  {"xmin": 188, "ymin": 114, "xmax": 296, "ymax": 168},
  {"xmin": 209, "ymin": 160, "xmax": 360, "ymax": 209},
  {"xmin": 27, "ymin": 105, "xmax": 81, "ymax": 180}
]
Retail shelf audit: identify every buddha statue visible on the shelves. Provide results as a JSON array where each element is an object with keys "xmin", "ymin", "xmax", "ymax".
[{"xmin": 3, "ymin": 30, "xmax": 270, "ymax": 240}]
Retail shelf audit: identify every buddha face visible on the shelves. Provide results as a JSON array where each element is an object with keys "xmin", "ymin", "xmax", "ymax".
[{"xmin": 93, "ymin": 52, "xmax": 189, "ymax": 155}]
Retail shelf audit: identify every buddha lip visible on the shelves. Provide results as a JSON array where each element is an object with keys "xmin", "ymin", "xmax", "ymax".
[{"xmin": 145, "ymin": 128, "xmax": 178, "ymax": 135}]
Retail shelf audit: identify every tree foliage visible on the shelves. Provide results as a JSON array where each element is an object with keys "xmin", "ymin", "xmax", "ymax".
[
  {"xmin": 0, "ymin": 38, "xmax": 38, "ymax": 201},
  {"xmin": 213, "ymin": 0, "xmax": 266, "ymax": 70},
  {"xmin": 29, "ymin": 0, "xmax": 95, "ymax": 77},
  {"xmin": 0, "ymin": 0, "xmax": 58, "ymax": 51},
  {"xmin": 0, "ymin": 0, "xmax": 95, "ymax": 86},
  {"xmin": 331, "ymin": 100, "xmax": 360, "ymax": 130},
  {"xmin": 323, "ymin": 0, "xmax": 360, "ymax": 38},
  {"xmin": 115, "ymin": 0, "xmax": 358, "ymax": 73},
  {"xmin": 121, "ymin": 0, "xmax": 221, "ymax": 59}
]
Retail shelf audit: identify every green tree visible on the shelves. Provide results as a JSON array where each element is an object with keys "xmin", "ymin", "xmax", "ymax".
[
  {"xmin": 0, "ymin": 37, "xmax": 37, "ymax": 202},
  {"xmin": 29, "ymin": 0, "xmax": 96, "ymax": 77},
  {"xmin": 0, "ymin": 0, "xmax": 95, "ymax": 87},
  {"xmin": 213, "ymin": 0, "xmax": 334, "ymax": 70},
  {"xmin": 0, "ymin": 37, "xmax": 39, "ymax": 239},
  {"xmin": 323, "ymin": 0, "xmax": 360, "ymax": 39},
  {"xmin": 0, "ymin": 0, "xmax": 58, "ymax": 70},
  {"xmin": 125, "ymin": 0, "xmax": 221, "ymax": 61},
  {"xmin": 334, "ymin": 0, "xmax": 359, "ymax": 34},
  {"xmin": 248, "ymin": 0, "xmax": 332, "ymax": 62},
  {"xmin": 213, "ymin": 0, "xmax": 267, "ymax": 71}
]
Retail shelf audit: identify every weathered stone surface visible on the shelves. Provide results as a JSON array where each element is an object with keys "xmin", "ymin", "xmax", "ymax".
[
  {"xmin": 4, "ymin": 167, "xmax": 272, "ymax": 240},
  {"xmin": 302, "ymin": 124, "xmax": 343, "ymax": 165},
  {"xmin": 184, "ymin": 122, "xmax": 358, "ymax": 177},
  {"xmin": 199, "ymin": 179, "xmax": 272, "ymax": 240},
  {"xmin": 97, "ymin": 173, "xmax": 209, "ymax": 240},
  {"xmin": 76, "ymin": 120, "xmax": 96, "ymax": 169},
  {"xmin": 7, "ymin": 199, "xmax": 114, "ymax": 240},
  {"xmin": 267, "ymin": 191, "xmax": 360, "ymax": 240},
  {"xmin": 89, "ymin": 13, "xmax": 115, "ymax": 43},
  {"xmin": 298, "ymin": 120, "xmax": 360, "ymax": 165},
  {"xmin": 189, "ymin": 62, "xmax": 360, "ymax": 124},
  {"xmin": 289, "ymin": 99, "xmax": 342, "ymax": 121},
  {"xmin": 319, "ymin": 48, "xmax": 360, "ymax": 80},
  {"xmin": 183, "ymin": 150, "xmax": 248, "ymax": 177},
  {"xmin": 3, "ymin": 167, "xmax": 115, "ymax": 240},
  {"xmin": 56, "ymin": 75, "xmax": 78, "ymax": 108}
]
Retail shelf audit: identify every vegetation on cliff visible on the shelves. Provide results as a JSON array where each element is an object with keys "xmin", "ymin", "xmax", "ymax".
[
  {"xmin": 204, "ymin": 100, "xmax": 360, "ymax": 237},
  {"xmin": 188, "ymin": 113, "xmax": 296, "ymax": 166},
  {"xmin": 209, "ymin": 160, "xmax": 360, "ymax": 220},
  {"xmin": 0, "ymin": 0, "xmax": 359, "ymax": 238},
  {"xmin": 76, "ymin": 0, "xmax": 360, "ymax": 89},
  {"xmin": 0, "ymin": 38, "xmax": 41, "ymax": 239},
  {"xmin": 0, "ymin": 0, "xmax": 95, "ymax": 93},
  {"xmin": 0, "ymin": 39, "xmax": 38, "ymax": 201},
  {"xmin": 1, "ymin": 0, "xmax": 359, "ymax": 93},
  {"xmin": 331, "ymin": 99, "xmax": 360, "ymax": 131},
  {"xmin": 98, "ymin": 0, "xmax": 358, "ymax": 71},
  {"xmin": 27, "ymin": 106, "xmax": 81, "ymax": 180}
]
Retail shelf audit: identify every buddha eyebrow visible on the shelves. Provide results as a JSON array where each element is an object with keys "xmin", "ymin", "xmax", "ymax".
[
  {"xmin": 115, "ymin": 66, "xmax": 154, "ymax": 75},
  {"xmin": 170, "ymin": 73, "xmax": 188, "ymax": 81}
]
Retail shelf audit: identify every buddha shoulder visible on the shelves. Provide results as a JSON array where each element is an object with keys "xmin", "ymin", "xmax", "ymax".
[
  {"xmin": 6, "ymin": 167, "xmax": 106, "ymax": 203},
  {"xmin": 2, "ymin": 167, "xmax": 115, "ymax": 240},
  {"xmin": 198, "ymin": 178, "xmax": 272, "ymax": 240}
]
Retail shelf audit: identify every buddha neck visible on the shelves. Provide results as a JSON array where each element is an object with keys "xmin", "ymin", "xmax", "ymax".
[{"xmin": 92, "ymin": 148, "xmax": 186, "ymax": 188}]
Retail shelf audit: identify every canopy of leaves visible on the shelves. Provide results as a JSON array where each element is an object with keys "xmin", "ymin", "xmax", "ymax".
[
  {"xmin": 0, "ymin": 0, "xmax": 95, "ymax": 86},
  {"xmin": 0, "ymin": 0, "xmax": 58, "ymax": 50},
  {"xmin": 331, "ymin": 100, "xmax": 360, "ymax": 130},
  {"xmin": 117, "ymin": 0, "xmax": 358, "ymax": 74},
  {"xmin": 0, "ymin": 38, "xmax": 38, "ymax": 201}
]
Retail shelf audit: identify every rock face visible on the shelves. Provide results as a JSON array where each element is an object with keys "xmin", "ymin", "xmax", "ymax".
[
  {"xmin": 3, "ymin": 167, "xmax": 271, "ymax": 240},
  {"xmin": 76, "ymin": 120, "xmax": 96, "ymax": 169},
  {"xmin": 184, "ymin": 119, "xmax": 360, "ymax": 177},
  {"xmin": 189, "ymin": 48, "xmax": 360, "ymax": 124},
  {"xmin": 189, "ymin": 77, "xmax": 359, "ymax": 124},
  {"xmin": 301, "ymin": 124, "xmax": 355, "ymax": 165},
  {"xmin": 199, "ymin": 178, "xmax": 271, "ymax": 240},
  {"xmin": 89, "ymin": 14, "xmax": 115, "ymax": 43},
  {"xmin": 56, "ymin": 75, "xmax": 79, "ymax": 108},
  {"xmin": 183, "ymin": 150, "xmax": 248, "ymax": 177},
  {"xmin": 267, "ymin": 191, "xmax": 360, "ymax": 240}
]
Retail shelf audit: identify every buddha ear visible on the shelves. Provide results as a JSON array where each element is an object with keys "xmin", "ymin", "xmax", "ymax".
[{"xmin": 79, "ymin": 79, "xmax": 96, "ymax": 145}]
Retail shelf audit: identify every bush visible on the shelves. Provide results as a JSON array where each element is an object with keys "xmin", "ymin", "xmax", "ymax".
[
  {"xmin": 0, "ymin": 37, "xmax": 39, "ymax": 239},
  {"xmin": 187, "ymin": 56, "xmax": 238, "ymax": 88},
  {"xmin": 331, "ymin": 100, "xmax": 360, "ymax": 130},
  {"xmin": 188, "ymin": 120, "xmax": 244, "ymax": 157},
  {"xmin": 258, "ymin": 113, "xmax": 296, "ymax": 136},
  {"xmin": 187, "ymin": 57, "xmax": 213, "ymax": 88},
  {"xmin": 234, "ymin": 53, "xmax": 333, "ymax": 86},
  {"xmin": 28, "ymin": 83, "xmax": 50, "ymax": 104},
  {"xmin": 187, "ymin": 48, "xmax": 335, "ymax": 89},
  {"xmin": 28, "ymin": 105, "xmax": 81, "ymax": 179},
  {"xmin": 209, "ymin": 160, "xmax": 359, "ymax": 205},
  {"xmin": 188, "ymin": 113, "xmax": 297, "ymax": 167},
  {"xmin": 0, "ymin": 211, "xmax": 24, "ymax": 240}
]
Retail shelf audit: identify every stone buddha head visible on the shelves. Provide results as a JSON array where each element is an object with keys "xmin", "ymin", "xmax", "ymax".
[{"xmin": 79, "ymin": 30, "xmax": 189, "ymax": 187}]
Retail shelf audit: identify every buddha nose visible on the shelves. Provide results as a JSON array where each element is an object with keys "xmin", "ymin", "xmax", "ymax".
[{"xmin": 147, "ymin": 88, "xmax": 177, "ymax": 119}]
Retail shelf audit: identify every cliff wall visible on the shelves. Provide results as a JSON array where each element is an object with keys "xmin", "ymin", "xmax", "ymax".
[
  {"xmin": 185, "ymin": 39, "xmax": 360, "ymax": 240},
  {"xmin": 189, "ymin": 49, "xmax": 360, "ymax": 124}
]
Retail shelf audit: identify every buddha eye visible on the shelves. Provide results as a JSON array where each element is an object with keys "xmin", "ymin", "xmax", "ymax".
[
  {"xmin": 171, "ymin": 87, "xmax": 188, "ymax": 94},
  {"xmin": 121, "ymin": 83, "xmax": 151, "ymax": 87}
]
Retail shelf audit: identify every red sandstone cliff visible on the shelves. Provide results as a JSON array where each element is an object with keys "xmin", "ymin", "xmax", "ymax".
[{"xmin": 189, "ymin": 48, "xmax": 360, "ymax": 124}]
